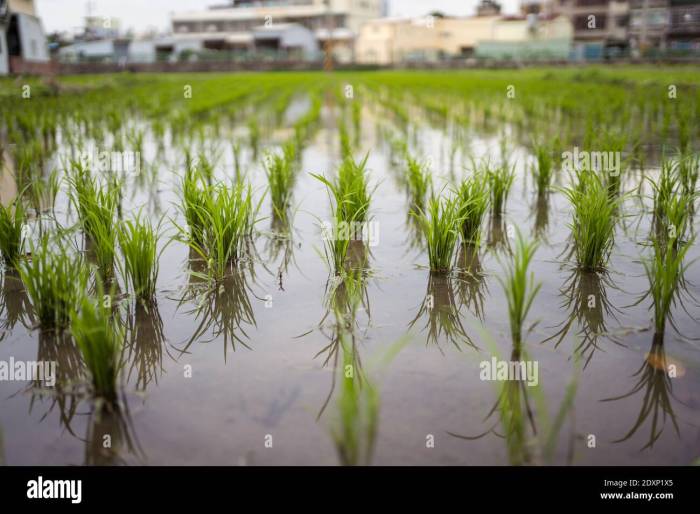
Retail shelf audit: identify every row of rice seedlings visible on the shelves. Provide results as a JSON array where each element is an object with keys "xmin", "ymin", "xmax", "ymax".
[
  {"xmin": 264, "ymin": 145, "xmax": 296, "ymax": 223},
  {"xmin": 531, "ymin": 142, "xmax": 554, "ymax": 199},
  {"xmin": 118, "ymin": 214, "xmax": 162, "ymax": 303},
  {"xmin": 488, "ymin": 162, "xmax": 515, "ymax": 217},
  {"xmin": 500, "ymin": 231, "xmax": 541, "ymax": 347},
  {"xmin": 405, "ymin": 154, "xmax": 432, "ymax": 210},
  {"xmin": 71, "ymin": 285, "xmax": 123, "ymax": 402},
  {"xmin": 562, "ymin": 171, "xmax": 620, "ymax": 272},
  {"xmin": 19, "ymin": 235, "xmax": 88, "ymax": 330},
  {"xmin": 0, "ymin": 199, "xmax": 26, "ymax": 269},
  {"xmin": 456, "ymin": 172, "xmax": 490, "ymax": 247}
]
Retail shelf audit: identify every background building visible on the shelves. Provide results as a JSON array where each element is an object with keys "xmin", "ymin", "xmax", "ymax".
[
  {"xmin": 0, "ymin": 0, "xmax": 50, "ymax": 75},
  {"xmin": 169, "ymin": 0, "xmax": 383, "ymax": 63}
]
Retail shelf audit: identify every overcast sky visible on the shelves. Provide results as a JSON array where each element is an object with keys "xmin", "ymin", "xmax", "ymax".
[{"xmin": 35, "ymin": 0, "xmax": 520, "ymax": 34}]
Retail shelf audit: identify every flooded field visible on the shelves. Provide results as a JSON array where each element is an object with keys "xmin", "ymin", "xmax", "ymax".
[{"xmin": 0, "ymin": 68, "xmax": 699, "ymax": 466}]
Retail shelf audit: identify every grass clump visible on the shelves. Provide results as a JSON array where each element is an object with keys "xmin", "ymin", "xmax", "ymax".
[
  {"xmin": 0, "ymin": 199, "xmax": 26, "ymax": 269},
  {"xmin": 118, "ymin": 214, "xmax": 161, "ymax": 302},
  {"xmin": 643, "ymin": 237, "xmax": 693, "ymax": 334},
  {"xmin": 562, "ymin": 171, "xmax": 619, "ymax": 272},
  {"xmin": 71, "ymin": 288, "xmax": 122, "ymax": 402},
  {"xmin": 19, "ymin": 236, "xmax": 88, "ymax": 329},
  {"xmin": 456, "ymin": 172, "xmax": 489, "ymax": 246},
  {"xmin": 179, "ymin": 180, "xmax": 259, "ymax": 281},
  {"xmin": 264, "ymin": 148, "xmax": 295, "ymax": 222},
  {"xmin": 531, "ymin": 143, "xmax": 554, "ymax": 198},
  {"xmin": 488, "ymin": 163, "xmax": 515, "ymax": 216},
  {"xmin": 414, "ymin": 195, "xmax": 461, "ymax": 272},
  {"xmin": 405, "ymin": 154, "xmax": 432, "ymax": 209},
  {"xmin": 499, "ymin": 231, "xmax": 541, "ymax": 346}
]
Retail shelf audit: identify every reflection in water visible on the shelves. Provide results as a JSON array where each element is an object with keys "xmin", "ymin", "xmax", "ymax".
[
  {"xmin": 455, "ymin": 244, "xmax": 488, "ymax": 321},
  {"xmin": 449, "ymin": 345, "xmax": 579, "ymax": 465},
  {"xmin": 84, "ymin": 397, "xmax": 143, "ymax": 465},
  {"xmin": 27, "ymin": 330, "xmax": 83, "ymax": 437},
  {"xmin": 176, "ymin": 265, "xmax": 258, "ymax": 361},
  {"xmin": 124, "ymin": 301, "xmax": 167, "ymax": 391},
  {"xmin": 543, "ymin": 270, "xmax": 622, "ymax": 368},
  {"xmin": 263, "ymin": 218, "xmax": 298, "ymax": 291},
  {"xmin": 0, "ymin": 270, "xmax": 35, "ymax": 341},
  {"xmin": 487, "ymin": 214, "xmax": 512, "ymax": 255},
  {"xmin": 601, "ymin": 332, "xmax": 680, "ymax": 450},
  {"xmin": 409, "ymin": 272, "xmax": 475, "ymax": 351},
  {"xmin": 532, "ymin": 194, "xmax": 550, "ymax": 241}
]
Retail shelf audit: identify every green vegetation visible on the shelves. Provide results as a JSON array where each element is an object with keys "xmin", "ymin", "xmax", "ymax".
[
  {"xmin": 19, "ymin": 236, "xmax": 87, "ymax": 329},
  {"xmin": 414, "ymin": 195, "xmax": 461, "ymax": 272},
  {"xmin": 0, "ymin": 199, "xmax": 25, "ymax": 269},
  {"xmin": 456, "ymin": 172, "xmax": 489, "ymax": 246},
  {"xmin": 562, "ymin": 171, "xmax": 619, "ymax": 272},
  {"xmin": 118, "ymin": 214, "xmax": 161, "ymax": 302}
]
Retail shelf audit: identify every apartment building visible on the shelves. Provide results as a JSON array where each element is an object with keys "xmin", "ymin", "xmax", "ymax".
[{"xmin": 548, "ymin": 0, "xmax": 630, "ymax": 58}]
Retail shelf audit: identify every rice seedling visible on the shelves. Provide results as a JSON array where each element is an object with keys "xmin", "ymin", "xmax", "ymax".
[
  {"xmin": 678, "ymin": 153, "xmax": 698, "ymax": 197},
  {"xmin": 531, "ymin": 142, "xmax": 554, "ymax": 199},
  {"xmin": 499, "ymin": 231, "xmax": 541, "ymax": 346},
  {"xmin": 456, "ymin": 172, "xmax": 489, "ymax": 246},
  {"xmin": 118, "ymin": 214, "xmax": 162, "ymax": 302},
  {"xmin": 405, "ymin": 154, "xmax": 432, "ymax": 209},
  {"xmin": 649, "ymin": 159, "xmax": 678, "ymax": 227},
  {"xmin": 71, "ymin": 287, "xmax": 122, "ymax": 402},
  {"xmin": 19, "ymin": 236, "xmax": 88, "ymax": 330},
  {"xmin": 643, "ymin": 236, "xmax": 694, "ymax": 335},
  {"xmin": 0, "ymin": 199, "xmax": 26, "ymax": 269},
  {"xmin": 313, "ymin": 154, "xmax": 372, "ymax": 225},
  {"xmin": 487, "ymin": 162, "xmax": 515, "ymax": 216},
  {"xmin": 248, "ymin": 118, "xmax": 260, "ymax": 157},
  {"xmin": 180, "ymin": 163, "xmax": 208, "ymax": 246},
  {"xmin": 413, "ymin": 195, "xmax": 461, "ymax": 272},
  {"xmin": 264, "ymin": 149, "xmax": 295, "ymax": 222},
  {"xmin": 561, "ymin": 171, "xmax": 619, "ymax": 272},
  {"xmin": 178, "ymin": 180, "xmax": 259, "ymax": 281}
]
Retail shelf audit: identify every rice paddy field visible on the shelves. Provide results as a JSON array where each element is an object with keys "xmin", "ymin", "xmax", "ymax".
[{"xmin": 0, "ymin": 67, "xmax": 699, "ymax": 466}]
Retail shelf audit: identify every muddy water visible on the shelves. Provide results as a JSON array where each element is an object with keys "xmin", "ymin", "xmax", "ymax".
[{"xmin": 1, "ymin": 96, "xmax": 699, "ymax": 466}]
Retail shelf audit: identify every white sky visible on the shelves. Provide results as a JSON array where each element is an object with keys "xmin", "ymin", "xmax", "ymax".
[{"xmin": 35, "ymin": 0, "xmax": 520, "ymax": 34}]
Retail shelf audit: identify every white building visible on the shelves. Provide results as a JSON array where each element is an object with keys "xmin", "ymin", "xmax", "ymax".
[
  {"xmin": 170, "ymin": 0, "xmax": 384, "ymax": 62},
  {"xmin": 0, "ymin": 0, "xmax": 50, "ymax": 75}
]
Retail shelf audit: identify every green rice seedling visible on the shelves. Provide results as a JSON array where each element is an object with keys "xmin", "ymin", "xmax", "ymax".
[
  {"xmin": 352, "ymin": 101, "xmax": 362, "ymax": 144},
  {"xmin": 311, "ymin": 154, "xmax": 372, "ymax": 227},
  {"xmin": 662, "ymin": 191, "xmax": 694, "ymax": 251},
  {"xmin": 248, "ymin": 118, "xmax": 260, "ymax": 157},
  {"xmin": 499, "ymin": 231, "xmax": 541, "ymax": 347},
  {"xmin": 561, "ymin": 171, "xmax": 619, "ymax": 272},
  {"xmin": 531, "ymin": 142, "xmax": 554, "ymax": 199},
  {"xmin": 649, "ymin": 159, "xmax": 678, "ymax": 226},
  {"xmin": 456, "ymin": 172, "xmax": 489, "ymax": 246},
  {"xmin": 180, "ymin": 163, "xmax": 208, "ymax": 246},
  {"xmin": 405, "ymin": 154, "xmax": 432, "ymax": 209},
  {"xmin": 19, "ymin": 236, "xmax": 88, "ymax": 330},
  {"xmin": 678, "ymin": 153, "xmax": 698, "ymax": 196},
  {"xmin": 414, "ymin": 195, "xmax": 461, "ymax": 273},
  {"xmin": 643, "ymin": 237, "xmax": 694, "ymax": 335},
  {"xmin": 71, "ymin": 287, "xmax": 122, "ymax": 402},
  {"xmin": 118, "ymin": 214, "xmax": 161, "ymax": 302},
  {"xmin": 27, "ymin": 169, "xmax": 60, "ymax": 214},
  {"xmin": 264, "ymin": 149, "xmax": 295, "ymax": 222},
  {"xmin": 67, "ymin": 161, "xmax": 120, "ymax": 243},
  {"xmin": 339, "ymin": 122, "xmax": 352, "ymax": 160},
  {"xmin": 488, "ymin": 162, "xmax": 515, "ymax": 216},
  {"xmin": 181, "ymin": 181, "xmax": 259, "ymax": 281},
  {"xmin": 0, "ymin": 199, "xmax": 26, "ymax": 269}
]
